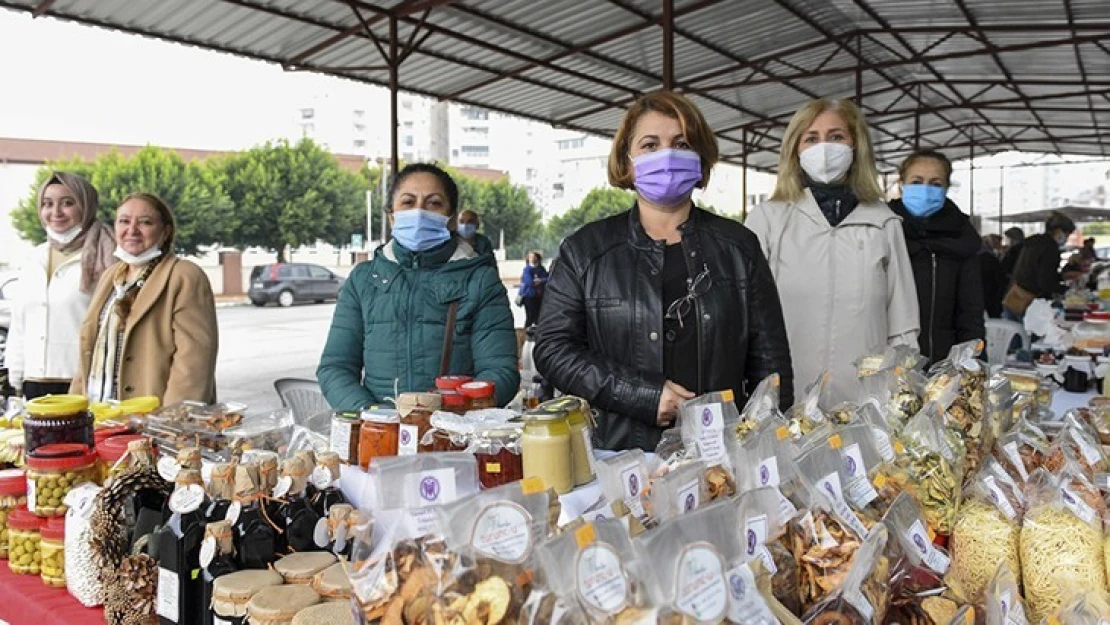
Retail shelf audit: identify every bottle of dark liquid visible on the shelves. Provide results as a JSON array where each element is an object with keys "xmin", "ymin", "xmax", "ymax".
[
  {"xmin": 200, "ymin": 520, "xmax": 238, "ymax": 625},
  {"xmin": 277, "ymin": 456, "xmax": 323, "ymax": 553},
  {"xmin": 155, "ymin": 468, "xmax": 208, "ymax": 625},
  {"xmin": 309, "ymin": 451, "xmax": 348, "ymax": 516},
  {"xmin": 124, "ymin": 439, "xmax": 171, "ymax": 554},
  {"xmin": 204, "ymin": 462, "xmax": 235, "ymax": 523},
  {"xmin": 231, "ymin": 460, "xmax": 280, "ymax": 570}
]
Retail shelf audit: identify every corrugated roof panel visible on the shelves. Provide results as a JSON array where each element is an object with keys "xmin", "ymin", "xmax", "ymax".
[{"xmin": 959, "ymin": 0, "xmax": 1067, "ymax": 22}]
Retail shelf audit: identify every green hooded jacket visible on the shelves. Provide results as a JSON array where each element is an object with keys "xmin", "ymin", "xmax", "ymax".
[{"xmin": 317, "ymin": 237, "xmax": 519, "ymax": 409}]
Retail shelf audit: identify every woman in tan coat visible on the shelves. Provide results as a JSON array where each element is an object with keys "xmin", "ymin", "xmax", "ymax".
[
  {"xmin": 71, "ymin": 193, "xmax": 218, "ymax": 404},
  {"xmin": 745, "ymin": 98, "xmax": 919, "ymax": 405}
]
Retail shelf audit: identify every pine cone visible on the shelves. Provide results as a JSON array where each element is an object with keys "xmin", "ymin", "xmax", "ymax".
[
  {"xmin": 90, "ymin": 465, "xmax": 171, "ymax": 585},
  {"xmin": 105, "ymin": 553, "xmax": 159, "ymax": 625}
]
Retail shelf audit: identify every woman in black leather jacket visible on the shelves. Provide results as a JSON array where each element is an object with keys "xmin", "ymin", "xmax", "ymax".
[{"xmin": 533, "ymin": 91, "xmax": 794, "ymax": 452}]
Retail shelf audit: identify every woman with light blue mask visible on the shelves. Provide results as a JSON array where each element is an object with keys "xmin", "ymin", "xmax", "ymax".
[
  {"xmin": 887, "ymin": 149, "xmax": 984, "ymax": 363},
  {"xmin": 317, "ymin": 163, "xmax": 519, "ymax": 409}
]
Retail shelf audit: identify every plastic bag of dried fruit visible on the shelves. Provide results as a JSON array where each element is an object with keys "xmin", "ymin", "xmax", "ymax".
[
  {"xmin": 421, "ymin": 479, "xmax": 556, "ymax": 625},
  {"xmin": 736, "ymin": 374, "xmax": 783, "ymax": 443},
  {"xmin": 994, "ymin": 415, "xmax": 1051, "ymax": 485},
  {"xmin": 736, "ymin": 486, "xmax": 802, "ymax": 617},
  {"xmin": 731, "ymin": 415, "xmax": 802, "ymax": 522},
  {"xmin": 595, "ymin": 449, "xmax": 650, "ymax": 526},
  {"xmin": 795, "ymin": 434, "xmax": 873, "ymax": 540},
  {"xmin": 892, "ymin": 402, "xmax": 965, "ymax": 536},
  {"xmin": 531, "ymin": 517, "xmax": 656, "ymax": 624},
  {"xmin": 648, "ymin": 459, "xmax": 707, "ymax": 524},
  {"xmin": 632, "ymin": 499, "xmax": 744, "ymax": 623},
  {"xmin": 801, "ymin": 523, "xmax": 895, "ymax": 625},
  {"xmin": 1044, "ymin": 415, "xmax": 1108, "ymax": 479},
  {"xmin": 881, "ymin": 492, "xmax": 951, "ymax": 606},
  {"xmin": 785, "ymin": 372, "xmax": 833, "ymax": 440}
]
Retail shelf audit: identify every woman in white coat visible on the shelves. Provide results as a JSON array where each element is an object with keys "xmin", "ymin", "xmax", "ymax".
[
  {"xmin": 745, "ymin": 98, "xmax": 919, "ymax": 404},
  {"xmin": 8, "ymin": 172, "xmax": 115, "ymax": 399}
]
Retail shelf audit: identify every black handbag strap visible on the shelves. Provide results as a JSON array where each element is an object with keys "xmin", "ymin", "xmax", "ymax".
[{"xmin": 439, "ymin": 301, "xmax": 459, "ymax": 377}]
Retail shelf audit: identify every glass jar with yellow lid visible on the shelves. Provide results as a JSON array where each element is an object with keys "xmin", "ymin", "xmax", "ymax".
[
  {"xmin": 537, "ymin": 397, "xmax": 595, "ymax": 487},
  {"xmin": 522, "ymin": 409, "xmax": 573, "ymax": 494},
  {"xmin": 24, "ymin": 395, "xmax": 93, "ymax": 454}
]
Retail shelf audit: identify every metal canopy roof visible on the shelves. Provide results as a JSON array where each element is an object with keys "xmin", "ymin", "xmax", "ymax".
[
  {"xmin": 987, "ymin": 204, "xmax": 1110, "ymax": 223},
  {"xmin": 3, "ymin": 0, "xmax": 1108, "ymax": 172}
]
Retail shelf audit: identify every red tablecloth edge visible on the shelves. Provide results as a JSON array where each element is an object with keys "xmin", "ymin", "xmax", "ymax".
[{"xmin": 0, "ymin": 559, "xmax": 104, "ymax": 625}]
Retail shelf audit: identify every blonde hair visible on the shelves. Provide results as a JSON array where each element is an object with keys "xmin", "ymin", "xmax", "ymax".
[
  {"xmin": 771, "ymin": 98, "xmax": 884, "ymax": 203},
  {"xmin": 608, "ymin": 90, "xmax": 718, "ymax": 190}
]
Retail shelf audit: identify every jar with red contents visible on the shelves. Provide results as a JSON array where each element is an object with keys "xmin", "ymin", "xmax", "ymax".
[
  {"xmin": 472, "ymin": 423, "xmax": 524, "ymax": 489},
  {"xmin": 0, "ymin": 469, "xmax": 27, "ymax": 559},
  {"xmin": 459, "ymin": 381, "xmax": 497, "ymax": 410},
  {"xmin": 396, "ymin": 393, "xmax": 441, "ymax": 455},
  {"xmin": 96, "ymin": 434, "xmax": 150, "ymax": 483},
  {"xmin": 26, "ymin": 443, "xmax": 100, "ymax": 517},
  {"xmin": 358, "ymin": 409, "xmax": 400, "ymax": 469},
  {"xmin": 435, "ymin": 375, "xmax": 473, "ymax": 393}
]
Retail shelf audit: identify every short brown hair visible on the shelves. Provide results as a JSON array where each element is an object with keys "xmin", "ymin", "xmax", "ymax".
[
  {"xmin": 898, "ymin": 149, "xmax": 953, "ymax": 186},
  {"xmin": 121, "ymin": 192, "xmax": 177, "ymax": 253},
  {"xmin": 608, "ymin": 91, "xmax": 719, "ymax": 190}
]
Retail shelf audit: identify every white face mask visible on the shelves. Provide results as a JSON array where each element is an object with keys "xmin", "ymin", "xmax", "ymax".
[
  {"xmin": 114, "ymin": 245, "xmax": 163, "ymax": 267},
  {"xmin": 799, "ymin": 142, "xmax": 854, "ymax": 184},
  {"xmin": 46, "ymin": 225, "xmax": 83, "ymax": 245}
]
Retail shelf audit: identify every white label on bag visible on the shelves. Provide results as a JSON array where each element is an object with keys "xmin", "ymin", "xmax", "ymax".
[
  {"xmin": 1075, "ymin": 434, "xmax": 1103, "ymax": 467},
  {"xmin": 819, "ymin": 472, "xmax": 869, "ymax": 537},
  {"xmin": 620, "ymin": 463, "xmax": 646, "ymax": 518},
  {"xmin": 673, "ymin": 543, "xmax": 728, "ymax": 622},
  {"xmin": 743, "ymin": 514, "xmax": 768, "ymax": 559},
  {"xmin": 398, "ymin": 424, "xmax": 420, "ymax": 456},
  {"xmin": 726, "ymin": 564, "xmax": 776, "ymax": 625},
  {"xmin": 1061, "ymin": 487, "xmax": 1097, "ymax": 525},
  {"xmin": 156, "ymin": 567, "xmax": 179, "ymax": 622},
  {"xmin": 676, "ymin": 479, "xmax": 700, "ymax": 515},
  {"xmin": 842, "ymin": 444, "xmax": 879, "ymax": 508},
  {"xmin": 844, "ymin": 587, "xmax": 874, "ymax": 622},
  {"xmin": 199, "ymin": 536, "xmax": 216, "ymax": 570},
  {"xmin": 872, "ymin": 427, "xmax": 895, "ymax": 462},
  {"xmin": 696, "ymin": 403, "xmax": 726, "ymax": 466},
  {"xmin": 777, "ymin": 489, "xmax": 797, "ymax": 520},
  {"xmin": 576, "ymin": 542, "xmax": 629, "ymax": 614},
  {"xmin": 999, "ymin": 589, "xmax": 1029, "ymax": 625},
  {"xmin": 157, "ymin": 457, "xmax": 181, "ymax": 483},
  {"xmin": 224, "ymin": 501, "xmax": 241, "ymax": 526},
  {"xmin": 906, "ymin": 520, "xmax": 950, "ymax": 574},
  {"xmin": 408, "ymin": 468, "xmax": 458, "ymax": 506},
  {"xmin": 756, "ymin": 456, "xmax": 780, "ymax": 488},
  {"xmin": 311, "ymin": 466, "xmax": 333, "ymax": 490},
  {"xmin": 169, "ymin": 484, "xmax": 205, "ymax": 515},
  {"xmin": 471, "ymin": 502, "xmax": 533, "ymax": 564},
  {"xmin": 818, "ymin": 472, "xmax": 845, "ymax": 502},
  {"xmin": 983, "ymin": 476, "xmax": 1017, "ymax": 520},
  {"xmin": 1003, "ymin": 442, "xmax": 1029, "ymax": 481},
  {"xmin": 314, "ymin": 517, "xmax": 331, "ymax": 548}
]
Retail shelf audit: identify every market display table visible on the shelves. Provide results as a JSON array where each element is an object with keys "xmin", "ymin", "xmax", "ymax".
[
  {"xmin": 1049, "ymin": 388, "xmax": 1098, "ymax": 416},
  {"xmin": 0, "ymin": 560, "xmax": 103, "ymax": 625}
]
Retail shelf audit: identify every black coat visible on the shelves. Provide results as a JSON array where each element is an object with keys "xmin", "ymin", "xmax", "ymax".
[
  {"xmin": 979, "ymin": 249, "xmax": 1005, "ymax": 318},
  {"xmin": 888, "ymin": 199, "xmax": 985, "ymax": 363},
  {"xmin": 533, "ymin": 205, "xmax": 794, "ymax": 451},
  {"xmin": 1012, "ymin": 233, "xmax": 1066, "ymax": 299}
]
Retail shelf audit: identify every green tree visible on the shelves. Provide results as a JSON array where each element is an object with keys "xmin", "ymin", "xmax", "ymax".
[
  {"xmin": 11, "ymin": 147, "xmax": 232, "ymax": 255},
  {"xmin": 220, "ymin": 139, "xmax": 367, "ymax": 261},
  {"xmin": 547, "ymin": 187, "xmax": 635, "ymax": 244},
  {"xmin": 1083, "ymin": 223, "xmax": 1110, "ymax": 235}
]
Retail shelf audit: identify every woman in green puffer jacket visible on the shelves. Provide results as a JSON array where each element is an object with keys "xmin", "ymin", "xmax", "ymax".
[{"xmin": 317, "ymin": 163, "xmax": 520, "ymax": 409}]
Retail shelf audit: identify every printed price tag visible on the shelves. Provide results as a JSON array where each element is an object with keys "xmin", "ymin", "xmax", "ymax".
[
  {"xmin": 169, "ymin": 484, "xmax": 206, "ymax": 515},
  {"xmin": 157, "ymin": 456, "xmax": 181, "ymax": 483}
]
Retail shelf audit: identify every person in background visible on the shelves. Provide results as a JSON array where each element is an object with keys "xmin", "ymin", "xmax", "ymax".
[
  {"xmin": 318, "ymin": 164, "xmax": 519, "ymax": 409},
  {"xmin": 1004, "ymin": 212, "xmax": 1080, "ymax": 320},
  {"xmin": 1000, "ymin": 226, "xmax": 1025, "ymax": 284},
  {"xmin": 71, "ymin": 193, "xmax": 218, "ymax": 404},
  {"xmin": 746, "ymin": 97, "xmax": 918, "ymax": 403},
  {"xmin": 887, "ymin": 150, "xmax": 984, "ymax": 363},
  {"xmin": 1079, "ymin": 237, "xmax": 1098, "ymax": 264},
  {"xmin": 534, "ymin": 90, "xmax": 793, "ymax": 451},
  {"xmin": 518, "ymin": 251, "xmax": 548, "ymax": 329},
  {"xmin": 980, "ymin": 234, "xmax": 1005, "ymax": 318},
  {"xmin": 456, "ymin": 209, "xmax": 494, "ymax": 256},
  {"xmin": 8, "ymin": 172, "xmax": 116, "ymax": 399}
]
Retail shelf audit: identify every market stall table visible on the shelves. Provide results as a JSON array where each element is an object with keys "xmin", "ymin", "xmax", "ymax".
[{"xmin": 0, "ymin": 560, "xmax": 104, "ymax": 625}]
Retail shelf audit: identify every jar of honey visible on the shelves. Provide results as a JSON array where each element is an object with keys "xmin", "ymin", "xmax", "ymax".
[
  {"xmin": 472, "ymin": 423, "xmax": 524, "ymax": 489},
  {"xmin": 459, "ymin": 381, "xmax": 497, "ymax": 410},
  {"xmin": 358, "ymin": 410, "xmax": 400, "ymax": 469},
  {"xmin": 522, "ymin": 410, "xmax": 573, "ymax": 495}
]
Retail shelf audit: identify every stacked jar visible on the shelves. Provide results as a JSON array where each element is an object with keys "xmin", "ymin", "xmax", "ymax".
[
  {"xmin": 26, "ymin": 443, "xmax": 100, "ymax": 517},
  {"xmin": 23, "ymin": 395, "xmax": 94, "ymax": 455},
  {"xmin": 7, "ymin": 506, "xmax": 44, "ymax": 575},
  {"xmin": 459, "ymin": 381, "xmax": 497, "ymax": 410},
  {"xmin": 0, "ymin": 469, "xmax": 27, "ymax": 559},
  {"xmin": 358, "ymin": 409, "xmax": 399, "ymax": 469},
  {"xmin": 40, "ymin": 517, "xmax": 65, "ymax": 587},
  {"xmin": 96, "ymin": 434, "xmax": 148, "ymax": 483},
  {"xmin": 435, "ymin": 376, "xmax": 472, "ymax": 414}
]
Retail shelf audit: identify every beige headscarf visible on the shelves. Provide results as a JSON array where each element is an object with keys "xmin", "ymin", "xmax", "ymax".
[{"xmin": 37, "ymin": 172, "xmax": 116, "ymax": 292}]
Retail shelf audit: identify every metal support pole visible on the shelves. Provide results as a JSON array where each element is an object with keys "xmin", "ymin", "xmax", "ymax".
[
  {"xmin": 741, "ymin": 128, "xmax": 749, "ymax": 221},
  {"xmin": 389, "ymin": 15, "xmax": 400, "ymax": 179},
  {"xmin": 662, "ymin": 0, "xmax": 674, "ymax": 90},
  {"xmin": 914, "ymin": 108, "xmax": 920, "ymax": 151},
  {"xmin": 969, "ymin": 132, "xmax": 976, "ymax": 218},
  {"xmin": 998, "ymin": 166, "xmax": 1005, "ymax": 236},
  {"xmin": 855, "ymin": 35, "xmax": 863, "ymax": 104}
]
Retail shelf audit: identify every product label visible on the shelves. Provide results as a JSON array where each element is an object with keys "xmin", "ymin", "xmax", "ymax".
[
  {"xmin": 314, "ymin": 517, "xmax": 331, "ymax": 548},
  {"xmin": 673, "ymin": 543, "xmax": 728, "ymax": 623},
  {"xmin": 581, "ymin": 427, "xmax": 598, "ymax": 475},
  {"xmin": 1074, "ymin": 434, "xmax": 1103, "ymax": 467},
  {"xmin": 777, "ymin": 489, "xmax": 797, "ymax": 520},
  {"xmin": 843, "ymin": 587, "xmax": 874, "ymax": 622},
  {"xmin": 756, "ymin": 456, "xmax": 780, "ymax": 488},
  {"xmin": 1061, "ymin": 487, "xmax": 1097, "ymax": 525},
  {"xmin": 1003, "ymin": 442, "xmax": 1029, "ymax": 481},
  {"xmin": 576, "ymin": 542, "xmax": 629, "ymax": 614},
  {"xmin": 620, "ymin": 463, "xmax": 646, "ymax": 519},
  {"xmin": 872, "ymin": 427, "xmax": 895, "ymax": 462},
  {"xmin": 695, "ymin": 403, "xmax": 726, "ymax": 467},
  {"xmin": 743, "ymin": 514, "xmax": 778, "ymax": 574},
  {"xmin": 330, "ymin": 421, "xmax": 352, "ymax": 459},
  {"xmin": 982, "ymin": 476, "xmax": 1017, "ymax": 520},
  {"xmin": 819, "ymin": 473, "xmax": 869, "ymax": 538},
  {"xmin": 725, "ymin": 564, "xmax": 777, "ymax": 625},
  {"xmin": 676, "ymin": 479, "xmax": 700, "ymax": 515},
  {"xmin": 999, "ymin": 589, "xmax": 1029, "ymax": 625},
  {"xmin": 398, "ymin": 424, "xmax": 420, "ymax": 456},
  {"xmin": 842, "ymin": 443, "xmax": 879, "ymax": 508},
  {"xmin": 27, "ymin": 478, "xmax": 36, "ymax": 512},
  {"xmin": 156, "ymin": 567, "xmax": 180, "ymax": 622},
  {"xmin": 169, "ymin": 484, "xmax": 205, "ymax": 515},
  {"xmin": 224, "ymin": 501, "xmax": 242, "ymax": 526},
  {"xmin": 272, "ymin": 476, "xmax": 293, "ymax": 499},
  {"xmin": 408, "ymin": 468, "xmax": 458, "ymax": 506},
  {"xmin": 311, "ymin": 466, "xmax": 333, "ymax": 490},
  {"xmin": 199, "ymin": 536, "xmax": 216, "ymax": 570},
  {"xmin": 470, "ymin": 502, "xmax": 533, "ymax": 564},
  {"xmin": 157, "ymin": 456, "xmax": 181, "ymax": 483},
  {"xmin": 906, "ymin": 520, "xmax": 950, "ymax": 574}
]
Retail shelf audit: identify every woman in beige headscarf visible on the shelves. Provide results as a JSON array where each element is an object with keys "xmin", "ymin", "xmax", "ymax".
[{"xmin": 8, "ymin": 172, "xmax": 116, "ymax": 399}]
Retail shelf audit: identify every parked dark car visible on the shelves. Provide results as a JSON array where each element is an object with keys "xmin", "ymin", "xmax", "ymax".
[{"xmin": 249, "ymin": 263, "xmax": 345, "ymax": 307}]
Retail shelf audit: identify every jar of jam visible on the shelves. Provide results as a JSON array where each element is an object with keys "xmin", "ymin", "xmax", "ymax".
[
  {"xmin": 23, "ymin": 395, "xmax": 94, "ymax": 454},
  {"xmin": 358, "ymin": 409, "xmax": 399, "ymax": 469},
  {"xmin": 459, "ymin": 381, "xmax": 497, "ymax": 410},
  {"xmin": 26, "ymin": 443, "xmax": 100, "ymax": 517},
  {"xmin": 473, "ymin": 423, "xmax": 524, "ymax": 489},
  {"xmin": 397, "ymin": 393, "xmax": 442, "ymax": 455},
  {"xmin": 435, "ymin": 376, "xmax": 473, "ymax": 392},
  {"xmin": 542, "ymin": 397, "xmax": 595, "ymax": 486},
  {"xmin": 522, "ymin": 410, "xmax": 573, "ymax": 494},
  {"xmin": 8, "ymin": 505, "xmax": 45, "ymax": 575},
  {"xmin": 440, "ymin": 390, "xmax": 467, "ymax": 415},
  {"xmin": 428, "ymin": 416, "xmax": 470, "ymax": 452},
  {"xmin": 0, "ymin": 469, "xmax": 27, "ymax": 559}
]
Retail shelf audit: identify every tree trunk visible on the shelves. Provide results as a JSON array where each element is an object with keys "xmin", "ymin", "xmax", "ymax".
[{"xmin": 276, "ymin": 247, "xmax": 286, "ymax": 263}]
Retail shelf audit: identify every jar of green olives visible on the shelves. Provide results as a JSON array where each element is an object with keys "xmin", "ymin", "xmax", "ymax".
[
  {"xmin": 40, "ymin": 517, "xmax": 65, "ymax": 587},
  {"xmin": 7, "ymin": 505, "xmax": 45, "ymax": 575},
  {"xmin": 26, "ymin": 443, "xmax": 100, "ymax": 517},
  {"xmin": 0, "ymin": 468, "xmax": 27, "ymax": 559}
]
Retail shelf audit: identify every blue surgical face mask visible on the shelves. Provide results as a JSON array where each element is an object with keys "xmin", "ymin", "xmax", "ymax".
[
  {"xmin": 457, "ymin": 223, "xmax": 477, "ymax": 239},
  {"xmin": 901, "ymin": 184, "xmax": 947, "ymax": 218},
  {"xmin": 392, "ymin": 208, "xmax": 451, "ymax": 252}
]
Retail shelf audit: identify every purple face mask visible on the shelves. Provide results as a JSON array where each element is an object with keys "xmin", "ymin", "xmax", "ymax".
[{"xmin": 632, "ymin": 148, "xmax": 702, "ymax": 207}]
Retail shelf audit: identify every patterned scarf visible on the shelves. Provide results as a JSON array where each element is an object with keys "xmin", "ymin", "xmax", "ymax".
[{"xmin": 85, "ymin": 261, "xmax": 159, "ymax": 401}]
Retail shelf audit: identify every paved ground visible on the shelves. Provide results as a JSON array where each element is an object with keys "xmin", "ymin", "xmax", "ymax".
[{"xmin": 215, "ymin": 291, "xmax": 526, "ymax": 413}]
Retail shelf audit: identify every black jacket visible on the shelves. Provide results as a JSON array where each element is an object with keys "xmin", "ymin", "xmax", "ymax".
[
  {"xmin": 533, "ymin": 205, "xmax": 794, "ymax": 452},
  {"xmin": 1012, "ymin": 233, "xmax": 1066, "ymax": 299},
  {"xmin": 888, "ymin": 199, "xmax": 985, "ymax": 363},
  {"xmin": 1001, "ymin": 241, "xmax": 1023, "ymax": 283},
  {"xmin": 979, "ymin": 248, "xmax": 1005, "ymax": 318}
]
